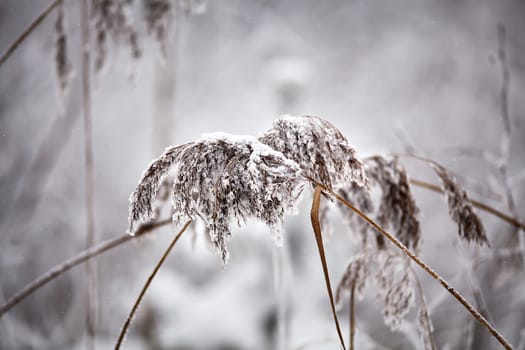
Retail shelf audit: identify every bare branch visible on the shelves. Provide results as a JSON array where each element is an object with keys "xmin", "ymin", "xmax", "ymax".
[
  {"xmin": 0, "ymin": 0, "xmax": 62, "ymax": 67},
  {"xmin": 0, "ymin": 219, "xmax": 172, "ymax": 318}
]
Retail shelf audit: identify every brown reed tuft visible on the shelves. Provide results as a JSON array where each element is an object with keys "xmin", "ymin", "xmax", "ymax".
[
  {"xmin": 143, "ymin": 0, "xmax": 172, "ymax": 57},
  {"xmin": 430, "ymin": 163, "xmax": 489, "ymax": 245},
  {"xmin": 259, "ymin": 115, "xmax": 368, "ymax": 192},
  {"xmin": 54, "ymin": 2, "xmax": 71, "ymax": 95},
  {"xmin": 92, "ymin": 0, "xmax": 142, "ymax": 72},
  {"xmin": 375, "ymin": 251, "xmax": 415, "ymax": 331},
  {"xmin": 335, "ymin": 250, "xmax": 371, "ymax": 308},
  {"xmin": 337, "ymin": 183, "xmax": 384, "ymax": 249},
  {"xmin": 366, "ymin": 156, "xmax": 421, "ymax": 251},
  {"xmin": 128, "ymin": 133, "xmax": 305, "ymax": 264}
]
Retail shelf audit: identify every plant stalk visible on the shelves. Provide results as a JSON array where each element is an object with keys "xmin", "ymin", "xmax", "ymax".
[
  {"xmin": 311, "ymin": 186, "xmax": 347, "ymax": 350},
  {"xmin": 0, "ymin": 219, "xmax": 172, "ymax": 317},
  {"xmin": 0, "ymin": 0, "xmax": 63, "ymax": 67},
  {"xmin": 329, "ymin": 187, "xmax": 512, "ymax": 349},
  {"xmin": 115, "ymin": 220, "xmax": 191, "ymax": 349}
]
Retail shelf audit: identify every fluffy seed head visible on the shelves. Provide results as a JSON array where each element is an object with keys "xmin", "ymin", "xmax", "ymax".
[
  {"xmin": 128, "ymin": 144, "xmax": 188, "ymax": 233},
  {"xmin": 337, "ymin": 184, "xmax": 383, "ymax": 248},
  {"xmin": 93, "ymin": 0, "xmax": 142, "ymax": 72},
  {"xmin": 375, "ymin": 251, "xmax": 415, "ymax": 331},
  {"xmin": 259, "ymin": 115, "xmax": 368, "ymax": 191},
  {"xmin": 366, "ymin": 156, "xmax": 421, "ymax": 251},
  {"xmin": 144, "ymin": 0, "xmax": 172, "ymax": 57},
  {"xmin": 55, "ymin": 3, "xmax": 71, "ymax": 95},
  {"xmin": 128, "ymin": 133, "xmax": 305, "ymax": 264},
  {"xmin": 431, "ymin": 163, "xmax": 489, "ymax": 245},
  {"xmin": 335, "ymin": 250, "xmax": 372, "ymax": 308}
]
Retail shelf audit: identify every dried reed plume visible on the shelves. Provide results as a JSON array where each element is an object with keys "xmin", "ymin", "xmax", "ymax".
[
  {"xmin": 259, "ymin": 115, "xmax": 368, "ymax": 191},
  {"xmin": 336, "ymin": 249, "xmax": 416, "ymax": 332},
  {"xmin": 375, "ymin": 252, "xmax": 415, "ymax": 331},
  {"xmin": 128, "ymin": 133, "xmax": 305, "ymax": 264},
  {"xmin": 430, "ymin": 163, "xmax": 489, "ymax": 245},
  {"xmin": 92, "ymin": 0, "xmax": 142, "ymax": 72},
  {"xmin": 366, "ymin": 156, "xmax": 421, "ymax": 251},
  {"xmin": 143, "ymin": 0, "xmax": 172, "ymax": 57},
  {"xmin": 123, "ymin": 115, "xmax": 510, "ymax": 349},
  {"xmin": 337, "ymin": 184, "xmax": 383, "ymax": 247},
  {"xmin": 54, "ymin": 1, "xmax": 71, "ymax": 96},
  {"xmin": 335, "ymin": 250, "xmax": 371, "ymax": 308}
]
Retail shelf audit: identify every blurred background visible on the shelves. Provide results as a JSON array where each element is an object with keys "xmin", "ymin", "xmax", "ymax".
[{"xmin": 1, "ymin": 0, "xmax": 524, "ymax": 349}]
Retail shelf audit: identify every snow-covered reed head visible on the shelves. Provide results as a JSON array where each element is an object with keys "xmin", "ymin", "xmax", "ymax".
[
  {"xmin": 128, "ymin": 133, "xmax": 305, "ymax": 263},
  {"xmin": 129, "ymin": 115, "xmax": 369, "ymax": 263},
  {"xmin": 259, "ymin": 115, "xmax": 367, "ymax": 191}
]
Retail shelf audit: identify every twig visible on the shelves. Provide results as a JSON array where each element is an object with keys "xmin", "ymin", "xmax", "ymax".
[
  {"xmin": 349, "ymin": 282, "xmax": 356, "ymax": 350},
  {"xmin": 409, "ymin": 178, "xmax": 525, "ymax": 231},
  {"xmin": 311, "ymin": 186, "xmax": 346, "ymax": 350},
  {"xmin": 80, "ymin": 0, "xmax": 96, "ymax": 347},
  {"xmin": 0, "ymin": 0, "xmax": 63, "ymax": 67},
  {"xmin": 0, "ymin": 219, "xmax": 172, "ymax": 317},
  {"xmin": 115, "ymin": 220, "xmax": 191, "ymax": 349},
  {"xmin": 329, "ymin": 187, "xmax": 512, "ymax": 349}
]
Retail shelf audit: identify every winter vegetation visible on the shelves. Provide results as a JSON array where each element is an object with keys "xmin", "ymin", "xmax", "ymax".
[{"xmin": 1, "ymin": 1, "xmax": 525, "ymax": 350}]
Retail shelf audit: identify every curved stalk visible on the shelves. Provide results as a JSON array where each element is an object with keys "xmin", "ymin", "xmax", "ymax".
[
  {"xmin": 409, "ymin": 178, "xmax": 525, "ymax": 231},
  {"xmin": 0, "ymin": 219, "xmax": 172, "ymax": 317},
  {"xmin": 322, "ymin": 185, "xmax": 512, "ymax": 349},
  {"xmin": 0, "ymin": 0, "xmax": 63, "ymax": 67},
  {"xmin": 311, "ymin": 186, "xmax": 347, "ymax": 350},
  {"xmin": 115, "ymin": 221, "xmax": 191, "ymax": 349}
]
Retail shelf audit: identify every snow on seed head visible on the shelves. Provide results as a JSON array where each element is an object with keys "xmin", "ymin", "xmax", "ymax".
[
  {"xmin": 128, "ymin": 143, "xmax": 189, "ymax": 234},
  {"xmin": 128, "ymin": 133, "xmax": 305, "ymax": 264},
  {"xmin": 259, "ymin": 115, "xmax": 368, "ymax": 191}
]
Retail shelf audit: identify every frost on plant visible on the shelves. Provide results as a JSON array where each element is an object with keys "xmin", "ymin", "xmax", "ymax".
[
  {"xmin": 128, "ymin": 133, "xmax": 305, "ymax": 264},
  {"xmin": 366, "ymin": 156, "xmax": 421, "ymax": 251},
  {"xmin": 375, "ymin": 251, "xmax": 415, "ymax": 331},
  {"xmin": 128, "ymin": 144, "xmax": 188, "ymax": 233},
  {"xmin": 335, "ymin": 250, "xmax": 372, "ymax": 308},
  {"xmin": 430, "ymin": 163, "xmax": 489, "ymax": 245},
  {"xmin": 259, "ymin": 115, "xmax": 368, "ymax": 191}
]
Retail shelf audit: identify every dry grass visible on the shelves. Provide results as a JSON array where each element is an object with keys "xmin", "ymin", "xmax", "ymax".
[{"xmin": 0, "ymin": 3, "xmax": 522, "ymax": 349}]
